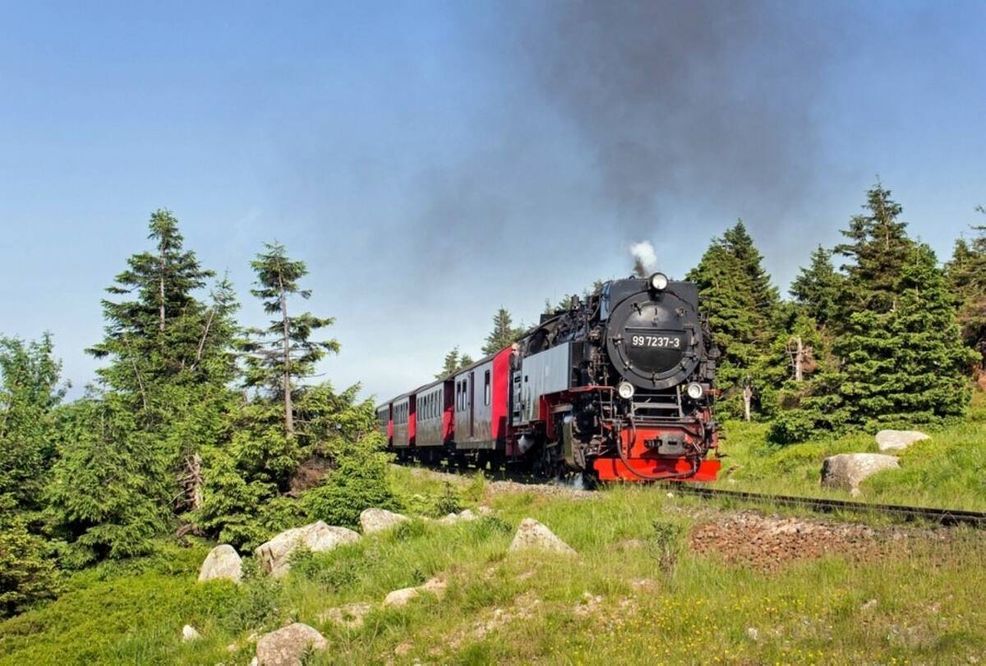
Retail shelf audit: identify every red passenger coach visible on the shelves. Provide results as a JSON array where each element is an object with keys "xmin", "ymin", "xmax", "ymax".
[
  {"xmin": 375, "ymin": 404, "xmax": 392, "ymax": 447},
  {"xmin": 391, "ymin": 394, "xmax": 416, "ymax": 449},
  {"xmin": 451, "ymin": 348, "xmax": 512, "ymax": 453}
]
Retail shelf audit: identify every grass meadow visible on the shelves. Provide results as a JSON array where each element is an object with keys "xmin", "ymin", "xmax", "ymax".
[
  {"xmin": 2, "ymin": 452, "xmax": 985, "ymax": 664},
  {"xmin": 715, "ymin": 391, "xmax": 986, "ymax": 511}
]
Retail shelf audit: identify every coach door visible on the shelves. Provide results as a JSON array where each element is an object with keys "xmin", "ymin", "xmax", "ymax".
[{"xmin": 468, "ymin": 371, "xmax": 475, "ymax": 439}]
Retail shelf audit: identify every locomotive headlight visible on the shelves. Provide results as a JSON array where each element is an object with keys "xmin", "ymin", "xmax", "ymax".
[
  {"xmin": 649, "ymin": 272, "xmax": 669, "ymax": 291},
  {"xmin": 617, "ymin": 381, "xmax": 636, "ymax": 400},
  {"xmin": 686, "ymin": 382, "xmax": 705, "ymax": 400}
]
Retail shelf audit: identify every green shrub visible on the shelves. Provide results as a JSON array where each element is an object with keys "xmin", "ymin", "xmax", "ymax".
[
  {"xmin": 462, "ymin": 472, "xmax": 487, "ymax": 504},
  {"xmin": 0, "ymin": 520, "xmax": 62, "ymax": 618},
  {"xmin": 223, "ymin": 576, "xmax": 281, "ymax": 634},
  {"xmin": 290, "ymin": 543, "xmax": 368, "ymax": 592},
  {"xmin": 302, "ymin": 440, "xmax": 400, "ymax": 530},
  {"xmin": 475, "ymin": 515, "xmax": 512, "ymax": 537},
  {"xmin": 433, "ymin": 482, "xmax": 462, "ymax": 517},
  {"xmin": 651, "ymin": 520, "xmax": 684, "ymax": 576},
  {"xmin": 391, "ymin": 519, "xmax": 428, "ymax": 542}
]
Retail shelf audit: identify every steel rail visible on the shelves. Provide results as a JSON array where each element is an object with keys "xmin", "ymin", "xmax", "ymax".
[
  {"xmin": 397, "ymin": 460, "xmax": 986, "ymax": 528},
  {"xmin": 662, "ymin": 483, "xmax": 986, "ymax": 528}
]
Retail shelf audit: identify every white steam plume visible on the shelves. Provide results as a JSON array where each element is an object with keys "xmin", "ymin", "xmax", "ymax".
[{"xmin": 629, "ymin": 241, "xmax": 658, "ymax": 277}]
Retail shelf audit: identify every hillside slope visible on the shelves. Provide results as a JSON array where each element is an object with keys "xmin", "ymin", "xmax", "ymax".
[
  {"xmin": 2, "ymin": 467, "xmax": 984, "ymax": 665},
  {"xmin": 716, "ymin": 391, "xmax": 986, "ymax": 510}
]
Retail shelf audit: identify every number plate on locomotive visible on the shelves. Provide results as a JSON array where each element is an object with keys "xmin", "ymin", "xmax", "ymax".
[{"xmin": 628, "ymin": 332, "xmax": 684, "ymax": 349}]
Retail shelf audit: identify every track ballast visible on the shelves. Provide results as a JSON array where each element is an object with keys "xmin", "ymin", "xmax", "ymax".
[{"xmin": 663, "ymin": 483, "xmax": 986, "ymax": 528}]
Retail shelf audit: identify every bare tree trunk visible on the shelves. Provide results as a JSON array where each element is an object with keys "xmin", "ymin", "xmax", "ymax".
[
  {"xmin": 190, "ymin": 308, "xmax": 215, "ymax": 370},
  {"xmin": 742, "ymin": 384, "xmax": 753, "ymax": 422},
  {"xmin": 124, "ymin": 335, "xmax": 149, "ymax": 411},
  {"xmin": 794, "ymin": 336, "xmax": 804, "ymax": 382},
  {"xmin": 159, "ymin": 253, "xmax": 166, "ymax": 333},
  {"xmin": 279, "ymin": 274, "xmax": 294, "ymax": 436},
  {"xmin": 182, "ymin": 453, "xmax": 204, "ymax": 510}
]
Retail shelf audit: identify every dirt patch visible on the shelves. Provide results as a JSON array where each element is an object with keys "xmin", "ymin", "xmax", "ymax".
[
  {"xmin": 486, "ymin": 479, "xmax": 596, "ymax": 500},
  {"xmin": 443, "ymin": 591, "xmax": 543, "ymax": 651},
  {"xmin": 400, "ymin": 464, "xmax": 595, "ymax": 499},
  {"xmin": 688, "ymin": 510, "xmax": 951, "ymax": 572}
]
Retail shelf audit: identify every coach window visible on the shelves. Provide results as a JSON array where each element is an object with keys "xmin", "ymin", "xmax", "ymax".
[{"xmin": 484, "ymin": 370, "xmax": 491, "ymax": 405}]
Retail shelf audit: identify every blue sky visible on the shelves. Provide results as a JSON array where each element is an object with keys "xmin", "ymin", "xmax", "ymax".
[{"xmin": 1, "ymin": 1, "xmax": 984, "ymax": 401}]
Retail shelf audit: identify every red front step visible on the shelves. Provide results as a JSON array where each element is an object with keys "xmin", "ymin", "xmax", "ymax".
[{"xmin": 593, "ymin": 457, "xmax": 721, "ymax": 482}]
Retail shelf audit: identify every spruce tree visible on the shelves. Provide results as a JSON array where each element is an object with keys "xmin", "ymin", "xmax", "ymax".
[
  {"xmin": 721, "ymin": 221, "xmax": 781, "ymax": 321},
  {"xmin": 55, "ymin": 210, "xmax": 239, "ymax": 556},
  {"xmin": 435, "ymin": 347, "xmax": 473, "ymax": 379},
  {"xmin": 0, "ymin": 507, "xmax": 61, "ymax": 618},
  {"xmin": 834, "ymin": 185, "xmax": 913, "ymax": 312},
  {"xmin": 790, "ymin": 246, "xmax": 842, "ymax": 327},
  {"xmin": 771, "ymin": 185, "xmax": 975, "ymax": 442},
  {"xmin": 47, "ymin": 395, "xmax": 170, "ymax": 563},
  {"xmin": 945, "ymin": 224, "xmax": 986, "ymax": 374},
  {"xmin": 686, "ymin": 221, "xmax": 780, "ymax": 418},
  {"xmin": 88, "ymin": 209, "xmax": 218, "ymax": 404},
  {"xmin": 0, "ymin": 335, "xmax": 63, "ymax": 512},
  {"xmin": 481, "ymin": 308, "xmax": 524, "ymax": 356},
  {"xmin": 243, "ymin": 242, "xmax": 339, "ymax": 436}
]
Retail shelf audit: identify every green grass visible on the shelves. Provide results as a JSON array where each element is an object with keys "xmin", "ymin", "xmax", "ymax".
[
  {"xmin": 715, "ymin": 391, "xmax": 986, "ymax": 511},
  {"xmin": 2, "ymin": 397, "xmax": 983, "ymax": 664},
  {"xmin": 3, "ymin": 478, "xmax": 985, "ymax": 665}
]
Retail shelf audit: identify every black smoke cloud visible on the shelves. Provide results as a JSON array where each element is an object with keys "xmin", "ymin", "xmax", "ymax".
[
  {"xmin": 404, "ymin": 0, "xmax": 834, "ymax": 292},
  {"xmin": 522, "ymin": 0, "xmax": 829, "ymax": 230}
]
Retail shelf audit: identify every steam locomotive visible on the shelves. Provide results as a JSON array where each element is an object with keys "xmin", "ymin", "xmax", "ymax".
[{"xmin": 376, "ymin": 273, "xmax": 721, "ymax": 482}]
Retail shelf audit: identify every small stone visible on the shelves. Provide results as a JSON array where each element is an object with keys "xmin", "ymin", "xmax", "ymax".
[
  {"xmin": 477, "ymin": 506, "xmax": 494, "ymax": 516},
  {"xmin": 862, "ymin": 599, "xmax": 878, "ymax": 611},
  {"xmin": 360, "ymin": 508, "xmax": 410, "ymax": 534},
  {"xmin": 255, "ymin": 623, "xmax": 327, "ymax": 666},
  {"xmin": 438, "ymin": 509, "xmax": 479, "ymax": 525},
  {"xmin": 318, "ymin": 602, "xmax": 373, "ymax": 629},
  {"xmin": 821, "ymin": 453, "xmax": 900, "ymax": 494},
  {"xmin": 384, "ymin": 587, "xmax": 420, "ymax": 608},
  {"xmin": 876, "ymin": 430, "xmax": 930, "ymax": 452},
  {"xmin": 254, "ymin": 522, "xmax": 359, "ymax": 578},
  {"xmin": 509, "ymin": 518, "xmax": 577, "ymax": 555},
  {"xmin": 746, "ymin": 627, "xmax": 760, "ymax": 641},
  {"xmin": 181, "ymin": 624, "xmax": 201, "ymax": 642},
  {"xmin": 198, "ymin": 544, "xmax": 243, "ymax": 583},
  {"xmin": 420, "ymin": 577, "xmax": 447, "ymax": 598},
  {"xmin": 383, "ymin": 577, "xmax": 447, "ymax": 608}
]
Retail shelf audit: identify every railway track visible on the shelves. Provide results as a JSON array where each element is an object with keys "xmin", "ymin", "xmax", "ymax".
[
  {"xmin": 663, "ymin": 483, "xmax": 986, "ymax": 528},
  {"xmin": 404, "ymin": 462, "xmax": 986, "ymax": 528}
]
